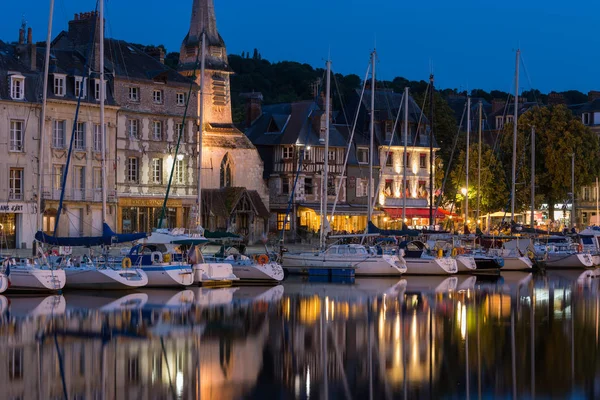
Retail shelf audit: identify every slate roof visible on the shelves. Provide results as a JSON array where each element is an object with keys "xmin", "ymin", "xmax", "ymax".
[
  {"xmin": 570, "ymin": 99, "xmax": 600, "ymax": 115},
  {"xmin": 0, "ymin": 40, "xmax": 40, "ymax": 102},
  {"xmin": 201, "ymin": 188, "xmax": 269, "ymax": 219}
]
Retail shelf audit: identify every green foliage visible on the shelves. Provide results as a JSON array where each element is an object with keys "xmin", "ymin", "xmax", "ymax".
[
  {"xmin": 499, "ymin": 105, "xmax": 600, "ymax": 217},
  {"xmin": 450, "ymin": 144, "xmax": 509, "ymax": 214}
]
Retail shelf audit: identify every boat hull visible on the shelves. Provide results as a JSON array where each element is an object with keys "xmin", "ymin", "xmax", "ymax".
[
  {"xmin": 193, "ymin": 263, "xmax": 238, "ymax": 286},
  {"xmin": 231, "ymin": 262, "xmax": 285, "ymax": 283},
  {"xmin": 0, "ymin": 273, "xmax": 8, "ymax": 294},
  {"xmin": 404, "ymin": 257, "xmax": 458, "ymax": 275},
  {"xmin": 283, "ymin": 252, "xmax": 358, "ymax": 270},
  {"xmin": 543, "ymin": 253, "xmax": 594, "ymax": 269},
  {"xmin": 473, "ymin": 256, "xmax": 503, "ymax": 271},
  {"xmin": 64, "ymin": 267, "xmax": 148, "ymax": 289},
  {"xmin": 354, "ymin": 256, "xmax": 407, "ymax": 276},
  {"xmin": 456, "ymin": 256, "xmax": 477, "ymax": 272},
  {"xmin": 141, "ymin": 264, "xmax": 194, "ymax": 287},
  {"xmin": 501, "ymin": 256, "xmax": 534, "ymax": 271},
  {"xmin": 7, "ymin": 267, "xmax": 66, "ymax": 292}
]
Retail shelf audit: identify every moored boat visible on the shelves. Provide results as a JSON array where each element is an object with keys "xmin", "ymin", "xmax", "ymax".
[
  {"xmin": 3, "ymin": 260, "xmax": 66, "ymax": 292},
  {"xmin": 63, "ymin": 264, "xmax": 148, "ymax": 289}
]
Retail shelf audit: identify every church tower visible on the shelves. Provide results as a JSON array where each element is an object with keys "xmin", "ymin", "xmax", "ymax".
[
  {"xmin": 178, "ymin": 0, "xmax": 270, "ymax": 240},
  {"xmin": 179, "ymin": 0, "xmax": 232, "ymax": 125}
]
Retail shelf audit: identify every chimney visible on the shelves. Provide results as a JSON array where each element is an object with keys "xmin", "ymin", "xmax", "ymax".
[
  {"xmin": 547, "ymin": 92, "xmax": 565, "ymax": 106},
  {"xmin": 241, "ymin": 92, "xmax": 263, "ymax": 128},
  {"xmin": 491, "ymin": 99, "xmax": 506, "ymax": 114},
  {"xmin": 15, "ymin": 26, "xmax": 36, "ymax": 70},
  {"xmin": 589, "ymin": 91, "xmax": 600, "ymax": 102},
  {"xmin": 145, "ymin": 47, "xmax": 165, "ymax": 64}
]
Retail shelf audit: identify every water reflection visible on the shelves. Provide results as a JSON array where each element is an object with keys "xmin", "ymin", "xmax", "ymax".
[{"xmin": 0, "ymin": 272, "xmax": 600, "ymax": 399}]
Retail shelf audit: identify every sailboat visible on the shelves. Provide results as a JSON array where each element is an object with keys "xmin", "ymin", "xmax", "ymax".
[
  {"xmin": 282, "ymin": 54, "xmax": 406, "ymax": 277},
  {"xmin": 5, "ymin": 0, "xmax": 66, "ymax": 292},
  {"xmin": 0, "ymin": 272, "xmax": 7, "ymax": 294},
  {"xmin": 34, "ymin": 1, "xmax": 147, "ymax": 289}
]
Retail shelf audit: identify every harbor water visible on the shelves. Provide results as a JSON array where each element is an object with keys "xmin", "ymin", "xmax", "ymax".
[{"xmin": 1, "ymin": 271, "xmax": 600, "ymax": 399}]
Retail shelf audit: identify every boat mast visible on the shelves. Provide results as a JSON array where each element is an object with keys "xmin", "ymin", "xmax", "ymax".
[
  {"xmin": 596, "ymin": 176, "xmax": 599, "ymax": 225},
  {"xmin": 99, "ymin": 0, "xmax": 107, "ymax": 224},
  {"xmin": 196, "ymin": 31, "xmax": 206, "ymax": 231},
  {"xmin": 319, "ymin": 59, "xmax": 331, "ymax": 250},
  {"xmin": 571, "ymin": 153, "xmax": 575, "ymax": 229},
  {"xmin": 511, "ymin": 49, "xmax": 520, "ymax": 222},
  {"xmin": 402, "ymin": 86, "xmax": 408, "ymax": 224},
  {"xmin": 530, "ymin": 126, "xmax": 535, "ymax": 228},
  {"xmin": 37, "ymin": 0, "xmax": 54, "ymax": 233},
  {"xmin": 429, "ymin": 74, "xmax": 434, "ymax": 228},
  {"xmin": 368, "ymin": 51, "xmax": 375, "ymax": 225},
  {"xmin": 465, "ymin": 96, "xmax": 471, "ymax": 232},
  {"xmin": 477, "ymin": 100, "xmax": 482, "ymax": 224}
]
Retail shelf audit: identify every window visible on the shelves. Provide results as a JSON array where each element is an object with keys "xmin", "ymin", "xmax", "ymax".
[
  {"xmin": 384, "ymin": 179, "xmax": 393, "ymax": 197},
  {"xmin": 220, "ymin": 154, "xmax": 233, "ymax": 188},
  {"xmin": 582, "ymin": 113, "xmax": 590, "ymax": 125},
  {"xmin": 53, "ymin": 120, "xmax": 66, "ymax": 148},
  {"xmin": 282, "ymin": 146, "xmax": 293, "ymax": 159},
  {"xmin": 327, "ymin": 176, "xmax": 336, "ymax": 196},
  {"xmin": 74, "ymin": 77, "xmax": 86, "ymax": 98},
  {"xmin": 176, "ymin": 92, "xmax": 186, "ymax": 106},
  {"xmin": 506, "ymin": 115, "xmax": 514, "ymax": 124},
  {"xmin": 94, "ymin": 79, "xmax": 101, "ymax": 101},
  {"xmin": 277, "ymin": 213, "xmax": 290, "ymax": 231},
  {"xmin": 175, "ymin": 123, "xmax": 184, "ymax": 141},
  {"xmin": 418, "ymin": 180, "xmax": 427, "ymax": 198},
  {"xmin": 356, "ymin": 178, "xmax": 371, "ymax": 198},
  {"xmin": 151, "ymin": 158, "xmax": 162, "ymax": 184},
  {"xmin": 128, "ymin": 119, "xmax": 139, "ymax": 138},
  {"xmin": 357, "ymin": 147, "xmax": 369, "ymax": 164},
  {"xmin": 496, "ymin": 116, "xmax": 504, "ymax": 130},
  {"xmin": 420, "ymin": 153, "xmax": 427, "ymax": 168},
  {"xmin": 127, "ymin": 157, "xmax": 139, "ymax": 183},
  {"xmin": 9, "ymin": 168, "xmax": 23, "ymax": 200},
  {"xmin": 174, "ymin": 159, "xmax": 185, "ymax": 184},
  {"xmin": 282, "ymin": 177, "xmax": 290, "ymax": 195},
  {"xmin": 385, "ymin": 151, "xmax": 393, "ymax": 167},
  {"xmin": 74, "ymin": 166, "xmax": 85, "ymax": 199},
  {"xmin": 305, "ymin": 177, "xmax": 313, "ymax": 195},
  {"xmin": 385, "ymin": 121, "xmax": 393, "ymax": 142},
  {"xmin": 10, "ymin": 75, "xmax": 25, "ymax": 100},
  {"xmin": 328, "ymin": 150, "xmax": 336, "ymax": 162},
  {"xmin": 9, "ymin": 348, "xmax": 23, "ymax": 381},
  {"xmin": 128, "ymin": 87, "xmax": 140, "ymax": 102},
  {"xmin": 93, "ymin": 124, "xmax": 103, "ymax": 152},
  {"xmin": 583, "ymin": 187, "xmax": 591, "ymax": 201},
  {"xmin": 303, "ymin": 147, "xmax": 311, "ymax": 161},
  {"xmin": 9, "ymin": 120, "xmax": 24, "ymax": 152},
  {"xmin": 153, "ymin": 89, "xmax": 163, "ymax": 104},
  {"xmin": 93, "ymin": 168, "xmax": 102, "ymax": 191},
  {"xmin": 53, "ymin": 74, "xmax": 65, "ymax": 96},
  {"xmin": 74, "ymin": 122, "xmax": 85, "ymax": 150},
  {"xmin": 152, "ymin": 121, "xmax": 162, "ymax": 140},
  {"xmin": 53, "ymin": 165, "xmax": 64, "ymax": 191}
]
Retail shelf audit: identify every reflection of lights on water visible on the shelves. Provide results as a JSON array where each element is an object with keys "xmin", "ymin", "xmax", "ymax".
[
  {"xmin": 176, "ymin": 372, "xmax": 184, "ymax": 398},
  {"xmin": 394, "ymin": 314, "xmax": 400, "ymax": 340},
  {"xmin": 411, "ymin": 313, "xmax": 418, "ymax": 364},
  {"xmin": 460, "ymin": 305, "xmax": 467, "ymax": 339},
  {"xmin": 378, "ymin": 312, "xmax": 385, "ymax": 340},
  {"xmin": 306, "ymin": 367, "xmax": 311, "ymax": 399},
  {"xmin": 534, "ymin": 288, "xmax": 550, "ymax": 304},
  {"xmin": 294, "ymin": 374, "xmax": 301, "ymax": 397},
  {"xmin": 331, "ymin": 300, "xmax": 335, "ymax": 321},
  {"xmin": 325, "ymin": 296, "xmax": 329, "ymax": 321}
]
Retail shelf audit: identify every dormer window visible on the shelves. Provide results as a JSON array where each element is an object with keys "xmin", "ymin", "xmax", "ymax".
[
  {"xmin": 10, "ymin": 75, "xmax": 25, "ymax": 100},
  {"xmin": 94, "ymin": 79, "xmax": 101, "ymax": 101},
  {"xmin": 129, "ymin": 87, "xmax": 140, "ymax": 102},
  {"xmin": 53, "ymin": 74, "xmax": 66, "ymax": 96},
  {"xmin": 74, "ymin": 77, "xmax": 86, "ymax": 99},
  {"xmin": 506, "ymin": 115, "xmax": 514, "ymax": 124},
  {"xmin": 496, "ymin": 116, "xmax": 504, "ymax": 130},
  {"xmin": 583, "ymin": 113, "xmax": 590, "ymax": 125}
]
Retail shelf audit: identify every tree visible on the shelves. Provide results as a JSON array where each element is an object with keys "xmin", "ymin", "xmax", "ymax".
[
  {"xmin": 500, "ymin": 105, "xmax": 600, "ymax": 219},
  {"xmin": 450, "ymin": 144, "xmax": 509, "ymax": 216}
]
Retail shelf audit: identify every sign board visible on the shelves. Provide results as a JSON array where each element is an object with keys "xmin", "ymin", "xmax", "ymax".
[{"xmin": 0, "ymin": 203, "xmax": 28, "ymax": 213}]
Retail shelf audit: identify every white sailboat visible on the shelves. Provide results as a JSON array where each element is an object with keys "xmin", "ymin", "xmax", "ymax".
[
  {"xmin": 535, "ymin": 241, "xmax": 594, "ymax": 268},
  {"xmin": 7, "ymin": 0, "xmax": 66, "ymax": 293},
  {"xmin": 0, "ymin": 271, "xmax": 8, "ymax": 293},
  {"xmin": 282, "ymin": 54, "xmax": 405, "ymax": 277}
]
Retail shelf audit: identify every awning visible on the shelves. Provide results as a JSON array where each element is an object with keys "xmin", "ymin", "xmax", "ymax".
[
  {"xmin": 298, "ymin": 204, "xmax": 383, "ymax": 216},
  {"xmin": 383, "ymin": 207, "xmax": 451, "ymax": 219}
]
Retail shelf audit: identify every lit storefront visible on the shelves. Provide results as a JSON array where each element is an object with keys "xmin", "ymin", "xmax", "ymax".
[
  {"xmin": 0, "ymin": 202, "xmax": 35, "ymax": 249},
  {"xmin": 117, "ymin": 198, "xmax": 190, "ymax": 233},
  {"xmin": 296, "ymin": 205, "xmax": 372, "ymax": 234}
]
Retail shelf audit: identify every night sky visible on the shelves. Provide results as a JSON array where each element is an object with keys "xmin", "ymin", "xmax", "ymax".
[{"xmin": 2, "ymin": 0, "xmax": 599, "ymax": 93}]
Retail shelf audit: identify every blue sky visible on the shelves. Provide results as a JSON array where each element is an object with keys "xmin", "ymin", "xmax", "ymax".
[{"xmin": 2, "ymin": 0, "xmax": 599, "ymax": 93}]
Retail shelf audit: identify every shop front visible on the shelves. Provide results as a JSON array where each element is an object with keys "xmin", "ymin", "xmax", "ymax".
[
  {"xmin": 0, "ymin": 202, "xmax": 36, "ymax": 249},
  {"xmin": 117, "ymin": 197, "xmax": 192, "ymax": 234},
  {"xmin": 296, "ymin": 204, "xmax": 373, "ymax": 235}
]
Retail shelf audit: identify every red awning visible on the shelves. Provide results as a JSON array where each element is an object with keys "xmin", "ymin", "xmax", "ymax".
[{"xmin": 383, "ymin": 207, "xmax": 453, "ymax": 219}]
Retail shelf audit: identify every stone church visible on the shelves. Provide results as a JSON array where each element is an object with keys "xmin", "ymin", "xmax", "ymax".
[{"xmin": 178, "ymin": 0, "xmax": 270, "ymax": 240}]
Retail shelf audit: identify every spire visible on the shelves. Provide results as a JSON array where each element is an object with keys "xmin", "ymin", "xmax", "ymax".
[{"xmin": 179, "ymin": 0, "xmax": 228, "ymax": 72}]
